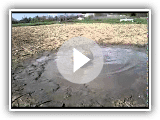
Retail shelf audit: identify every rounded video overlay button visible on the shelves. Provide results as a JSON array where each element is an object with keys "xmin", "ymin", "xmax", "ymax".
[{"xmin": 56, "ymin": 37, "xmax": 104, "ymax": 84}]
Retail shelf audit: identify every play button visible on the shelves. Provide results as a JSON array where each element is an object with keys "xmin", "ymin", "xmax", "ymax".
[
  {"xmin": 56, "ymin": 37, "xmax": 104, "ymax": 84},
  {"xmin": 73, "ymin": 48, "xmax": 90, "ymax": 73}
]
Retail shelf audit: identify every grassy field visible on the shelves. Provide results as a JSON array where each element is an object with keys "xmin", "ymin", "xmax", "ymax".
[
  {"xmin": 12, "ymin": 18, "xmax": 147, "ymax": 27},
  {"xmin": 73, "ymin": 18, "xmax": 147, "ymax": 24},
  {"xmin": 12, "ymin": 21, "xmax": 56, "ymax": 27}
]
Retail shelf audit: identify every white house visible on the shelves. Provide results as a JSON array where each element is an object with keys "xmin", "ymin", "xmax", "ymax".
[
  {"xmin": 77, "ymin": 17, "xmax": 84, "ymax": 20},
  {"xmin": 82, "ymin": 13, "xmax": 95, "ymax": 18}
]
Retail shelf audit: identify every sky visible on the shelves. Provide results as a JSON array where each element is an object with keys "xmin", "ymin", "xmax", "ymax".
[{"xmin": 12, "ymin": 13, "xmax": 89, "ymax": 20}]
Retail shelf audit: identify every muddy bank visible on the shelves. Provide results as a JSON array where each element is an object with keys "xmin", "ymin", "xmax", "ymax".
[{"xmin": 11, "ymin": 45, "xmax": 148, "ymax": 107}]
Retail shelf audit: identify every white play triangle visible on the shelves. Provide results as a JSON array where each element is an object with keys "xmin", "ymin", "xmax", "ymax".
[{"xmin": 73, "ymin": 48, "xmax": 90, "ymax": 73}]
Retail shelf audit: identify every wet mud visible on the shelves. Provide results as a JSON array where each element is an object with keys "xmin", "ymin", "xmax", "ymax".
[{"xmin": 12, "ymin": 45, "xmax": 148, "ymax": 107}]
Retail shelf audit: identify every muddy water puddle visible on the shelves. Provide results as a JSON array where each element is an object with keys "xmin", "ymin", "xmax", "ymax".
[{"xmin": 12, "ymin": 45, "xmax": 148, "ymax": 107}]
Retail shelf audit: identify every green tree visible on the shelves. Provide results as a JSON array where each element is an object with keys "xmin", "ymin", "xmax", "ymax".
[
  {"xmin": 30, "ymin": 17, "xmax": 38, "ymax": 23},
  {"xmin": 55, "ymin": 16, "xmax": 58, "ymax": 21},
  {"xmin": 28, "ymin": 17, "xmax": 32, "ymax": 23}
]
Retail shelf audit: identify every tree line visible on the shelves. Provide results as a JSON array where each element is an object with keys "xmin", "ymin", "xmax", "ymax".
[{"xmin": 12, "ymin": 15, "xmax": 79, "ymax": 24}]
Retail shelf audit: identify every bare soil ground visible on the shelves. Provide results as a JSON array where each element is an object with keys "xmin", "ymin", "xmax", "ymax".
[
  {"xmin": 11, "ymin": 23, "xmax": 148, "ymax": 108},
  {"xmin": 12, "ymin": 23, "xmax": 148, "ymax": 69}
]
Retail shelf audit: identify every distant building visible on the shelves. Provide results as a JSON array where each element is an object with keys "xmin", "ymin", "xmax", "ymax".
[
  {"xmin": 94, "ymin": 13, "xmax": 148, "ymax": 17},
  {"xmin": 119, "ymin": 13, "xmax": 147, "ymax": 17},
  {"xmin": 81, "ymin": 13, "xmax": 95, "ymax": 18},
  {"xmin": 135, "ymin": 13, "xmax": 147, "ymax": 17},
  {"xmin": 94, "ymin": 13, "xmax": 108, "ymax": 16},
  {"xmin": 77, "ymin": 17, "xmax": 84, "ymax": 20}
]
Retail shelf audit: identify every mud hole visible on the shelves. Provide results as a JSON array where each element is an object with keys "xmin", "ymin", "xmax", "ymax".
[{"xmin": 11, "ymin": 23, "xmax": 148, "ymax": 108}]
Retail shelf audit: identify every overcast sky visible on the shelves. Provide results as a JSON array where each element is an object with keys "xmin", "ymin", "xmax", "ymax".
[{"xmin": 12, "ymin": 13, "xmax": 93, "ymax": 20}]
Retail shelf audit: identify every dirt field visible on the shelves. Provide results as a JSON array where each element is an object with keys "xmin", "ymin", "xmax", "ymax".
[
  {"xmin": 12, "ymin": 23, "xmax": 148, "ymax": 68},
  {"xmin": 12, "ymin": 23, "xmax": 148, "ymax": 107}
]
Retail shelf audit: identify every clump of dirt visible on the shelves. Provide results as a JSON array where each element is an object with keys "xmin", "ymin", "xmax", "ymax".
[{"xmin": 112, "ymin": 97, "xmax": 147, "ymax": 107}]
